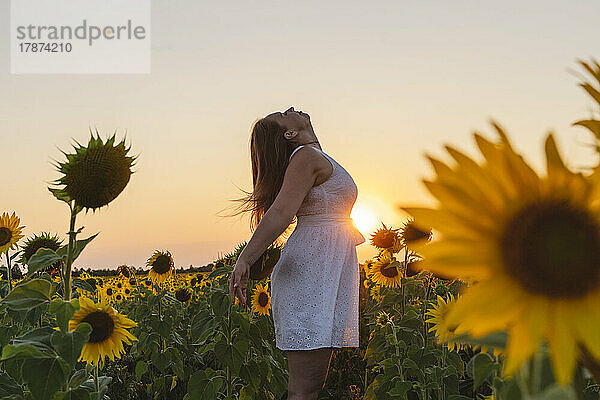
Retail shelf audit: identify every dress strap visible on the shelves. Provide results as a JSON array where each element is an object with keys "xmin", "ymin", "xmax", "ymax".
[{"xmin": 288, "ymin": 144, "xmax": 306, "ymax": 161}]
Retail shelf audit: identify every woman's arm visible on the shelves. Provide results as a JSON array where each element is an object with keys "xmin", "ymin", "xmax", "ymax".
[{"xmin": 237, "ymin": 147, "xmax": 321, "ymax": 265}]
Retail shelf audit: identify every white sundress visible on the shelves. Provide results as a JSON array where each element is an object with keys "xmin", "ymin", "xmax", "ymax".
[{"xmin": 270, "ymin": 144, "xmax": 366, "ymax": 351}]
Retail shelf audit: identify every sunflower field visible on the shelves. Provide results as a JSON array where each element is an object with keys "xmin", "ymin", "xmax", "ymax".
[{"xmin": 1, "ymin": 59, "xmax": 600, "ymax": 400}]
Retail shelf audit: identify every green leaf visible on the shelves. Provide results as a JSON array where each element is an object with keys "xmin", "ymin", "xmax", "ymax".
[
  {"xmin": 1, "ymin": 279, "xmax": 52, "ymax": 311},
  {"xmin": 80, "ymin": 376, "xmax": 111, "ymax": 397},
  {"xmin": 186, "ymin": 370, "xmax": 224, "ymax": 400},
  {"xmin": 387, "ymin": 381, "xmax": 412, "ymax": 398},
  {"xmin": 135, "ymin": 361, "xmax": 148, "ymax": 381},
  {"xmin": 207, "ymin": 267, "xmax": 229, "ymax": 280},
  {"xmin": 151, "ymin": 350, "xmax": 171, "ymax": 372},
  {"xmin": 11, "ymin": 326, "xmax": 55, "ymax": 352},
  {"xmin": 68, "ymin": 368, "xmax": 89, "ymax": 389},
  {"xmin": 448, "ymin": 331, "xmax": 507, "ymax": 350},
  {"xmin": 22, "ymin": 356, "xmax": 70, "ymax": 400},
  {"xmin": 468, "ymin": 353, "xmax": 500, "ymax": 390},
  {"xmin": 57, "ymin": 234, "xmax": 99, "ymax": 263},
  {"xmin": 49, "ymin": 299, "xmax": 80, "ymax": 333},
  {"xmin": 50, "ymin": 323, "xmax": 91, "ymax": 367},
  {"xmin": 49, "ymin": 187, "xmax": 72, "ymax": 204},
  {"xmin": 210, "ymin": 291, "xmax": 229, "ymax": 317},
  {"xmin": 190, "ymin": 311, "xmax": 218, "ymax": 343},
  {"xmin": 214, "ymin": 338, "xmax": 248, "ymax": 375},
  {"xmin": 446, "ymin": 351, "xmax": 465, "ymax": 375},
  {"xmin": 230, "ymin": 311, "xmax": 250, "ymax": 335},
  {"xmin": 54, "ymin": 388, "xmax": 91, "ymax": 400},
  {"xmin": 72, "ymin": 279, "xmax": 94, "ymax": 293},
  {"xmin": 0, "ymin": 372, "xmax": 23, "ymax": 398},
  {"xmin": 26, "ymin": 248, "xmax": 64, "ymax": 275},
  {"xmin": 530, "ymin": 384, "xmax": 577, "ymax": 400},
  {"xmin": 1, "ymin": 344, "xmax": 48, "ymax": 361}
]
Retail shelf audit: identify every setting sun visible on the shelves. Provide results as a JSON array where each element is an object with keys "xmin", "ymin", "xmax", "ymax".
[{"xmin": 351, "ymin": 203, "xmax": 378, "ymax": 237}]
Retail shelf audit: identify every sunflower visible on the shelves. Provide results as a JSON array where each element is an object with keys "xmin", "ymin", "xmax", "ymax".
[
  {"xmin": 403, "ymin": 122, "xmax": 600, "ymax": 384},
  {"xmin": 249, "ymin": 244, "xmax": 281, "ymax": 280},
  {"xmin": 175, "ymin": 288, "xmax": 192, "ymax": 305},
  {"xmin": 80, "ymin": 271, "xmax": 91, "ymax": 280},
  {"xmin": 85, "ymin": 277, "xmax": 97, "ymax": 291},
  {"xmin": 251, "ymin": 282, "xmax": 271, "ymax": 316},
  {"xmin": 370, "ymin": 223, "xmax": 400, "ymax": 249},
  {"xmin": 142, "ymin": 278, "xmax": 153, "ymax": 289},
  {"xmin": 400, "ymin": 219, "xmax": 432, "ymax": 247},
  {"xmin": 19, "ymin": 232, "xmax": 63, "ymax": 270},
  {"xmin": 117, "ymin": 265, "xmax": 132, "ymax": 278},
  {"xmin": 404, "ymin": 259, "xmax": 423, "ymax": 278},
  {"xmin": 69, "ymin": 296, "xmax": 137, "ymax": 368},
  {"xmin": 0, "ymin": 212, "xmax": 25, "ymax": 254},
  {"xmin": 114, "ymin": 279, "xmax": 124, "ymax": 290},
  {"xmin": 425, "ymin": 294, "xmax": 464, "ymax": 352},
  {"xmin": 360, "ymin": 260, "xmax": 374, "ymax": 275},
  {"xmin": 50, "ymin": 131, "xmax": 136, "ymax": 211},
  {"xmin": 122, "ymin": 286, "xmax": 132, "ymax": 298},
  {"xmin": 368, "ymin": 250, "xmax": 402, "ymax": 288},
  {"xmin": 100, "ymin": 285, "xmax": 117, "ymax": 302},
  {"xmin": 146, "ymin": 250, "xmax": 174, "ymax": 285}
]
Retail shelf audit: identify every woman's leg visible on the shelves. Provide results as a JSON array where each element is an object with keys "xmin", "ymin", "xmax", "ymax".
[{"xmin": 286, "ymin": 347, "xmax": 334, "ymax": 400}]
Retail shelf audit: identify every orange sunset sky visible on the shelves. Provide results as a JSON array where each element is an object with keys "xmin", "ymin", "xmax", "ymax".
[{"xmin": 2, "ymin": 1, "xmax": 600, "ymax": 269}]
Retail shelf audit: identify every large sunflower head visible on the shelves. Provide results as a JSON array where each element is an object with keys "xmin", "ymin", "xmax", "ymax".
[
  {"xmin": 19, "ymin": 232, "xmax": 63, "ymax": 271},
  {"xmin": 369, "ymin": 223, "xmax": 400, "ymax": 250},
  {"xmin": 249, "ymin": 244, "xmax": 281, "ymax": 281},
  {"xmin": 403, "ymin": 120, "xmax": 600, "ymax": 385},
  {"xmin": 425, "ymin": 293, "xmax": 463, "ymax": 352},
  {"xmin": 146, "ymin": 250, "xmax": 174, "ymax": 285},
  {"xmin": 251, "ymin": 282, "xmax": 271, "ymax": 316},
  {"xmin": 400, "ymin": 219, "xmax": 432, "ymax": 248},
  {"xmin": 368, "ymin": 250, "xmax": 402, "ymax": 288},
  {"xmin": 0, "ymin": 212, "xmax": 25, "ymax": 254},
  {"xmin": 50, "ymin": 130, "xmax": 136, "ymax": 211},
  {"xmin": 69, "ymin": 296, "xmax": 137, "ymax": 368}
]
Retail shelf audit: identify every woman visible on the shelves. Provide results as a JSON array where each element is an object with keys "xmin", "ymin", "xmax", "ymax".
[{"xmin": 228, "ymin": 106, "xmax": 365, "ymax": 400}]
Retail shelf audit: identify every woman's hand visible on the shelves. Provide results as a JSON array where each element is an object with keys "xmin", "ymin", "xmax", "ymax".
[{"xmin": 228, "ymin": 258, "xmax": 250, "ymax": 307}]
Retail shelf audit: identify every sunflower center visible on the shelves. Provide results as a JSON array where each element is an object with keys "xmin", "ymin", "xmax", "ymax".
[
  {"xmin": 500, "ymin": 200, "xmax": 600, "ymax": 298},
  {"xmin": 258, "ymin": 292, "xmax": 269, "ymax": 307},
  {"xmin": 175, "ymin": 289, "xmax": 191, "ymax": 302},
  {"xmin": 0, "ymin": 227, "xmax": 12, "ymax": 247},
  {"xmin": 380, "ymin": 263, "xmax": 398, "ymax": 278},
  {"xmin": 81, "ymin": 311, "xmax": 115, "ymax": 343},
  {"xmin": 152, "ymin": 255, "xmax": 172, "ymax": 274}
]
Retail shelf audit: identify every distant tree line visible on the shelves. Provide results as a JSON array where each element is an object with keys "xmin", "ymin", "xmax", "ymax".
[{"xmin": 0, "ymin": 262, "xmax": 217, "ymax": 279}]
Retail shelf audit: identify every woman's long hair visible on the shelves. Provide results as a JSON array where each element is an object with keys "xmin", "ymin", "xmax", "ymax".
[{"xmin": 223, "ymin": 117, "xmax": 297, "ymax": 241}]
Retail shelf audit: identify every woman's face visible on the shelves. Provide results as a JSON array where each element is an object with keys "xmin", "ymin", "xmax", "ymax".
[{"xmin": 264, "ymin": 106, "xmax": 311, "ymax": 132}]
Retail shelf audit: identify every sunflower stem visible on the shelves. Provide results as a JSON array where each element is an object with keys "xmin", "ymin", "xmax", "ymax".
[
  {"xmin": 401, "ymin": 248, "xmax": 408, "ymax": 315},
  {"xmin": 226, "ymin": 302, "xmax": 232, "ymax": 397},
  {"xmin": 5, "ymin": 252, "xmax": 12, "ymax": 293},
  {"xmin": 94, "ymin": 362, "xmax": 99, "ymax": 393},
  {"xmin": 63, "ymin": 204, "xmax": 78, "ymax": 301}
]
